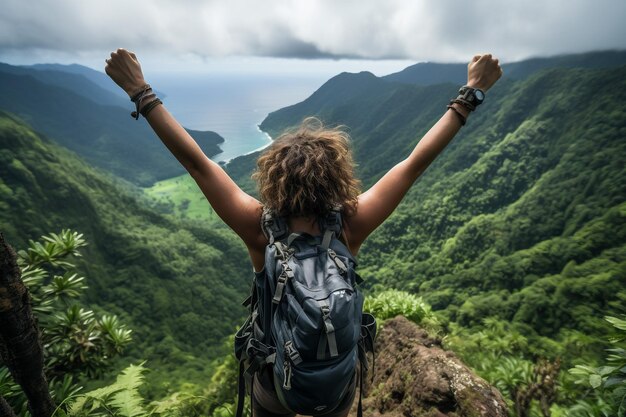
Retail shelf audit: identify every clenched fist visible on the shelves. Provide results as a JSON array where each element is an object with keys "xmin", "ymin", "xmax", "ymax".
[
  {"xmin": 105, "ymin": 48, "xmax": 147, "ymax": 97},
  {"xmin": 467, "ymin": 54, "xmax": 503, "ymax": 92}
]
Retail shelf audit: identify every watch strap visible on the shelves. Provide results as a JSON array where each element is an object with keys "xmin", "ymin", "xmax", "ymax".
[{"xmin": 456, "ymin": 85, "xmax": 485, "ymax": 108}]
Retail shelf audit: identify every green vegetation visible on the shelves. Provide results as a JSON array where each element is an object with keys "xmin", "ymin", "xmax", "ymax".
[
  {"xmin": 0, "ymin": 63, "xmax": 224, "ymax": 186},
  {"xmin": 67, "ymin": 363, "xmax": 151, "ymax": 416},
  {"xmin": 2, "ymin": 52, "xmax": 626, "ymax": 415},
  {"xmin": 141, "ymin": 174, "xmax": 220, "ymax": 222},
  {"xmin": 363, "ymin": 289, "xmax": 436, "ymax": 326},
  {"xmin": 0, "ymin": 112, "xmax": 251, "ymax": 397},
  {"xmin": 382, "ymin": 50, "xmax": 626, "ymax": 86},
  {"xmin": 568, "ymin": 315, "xmax": 626, "ymax": 416},
  {"xmin": 0, "ymin": 230, "xmax": 132, "ymax": 414},
  {"xmin": 66, "ymin": 363, "xmax": 205, "ymax": 416},
  {"xmin": 253, "ymin": 63, "xmax": 626, "ymax": 414}
]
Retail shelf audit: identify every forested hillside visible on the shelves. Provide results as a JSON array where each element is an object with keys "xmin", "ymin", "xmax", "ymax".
[
  {"xmin": 1, "ymin": 50, "xmax": 625, "ymax": 414},
  {"xmin": 0, "ymin": 111, "xmax": 250, "ymax": 394},
  {"xmin": 382, "ymin": 49, "xmax": 626, "ymax": 85},
  {"xmin": 234, "ymin": 62, "xmax": 626, "ymax": 382},
  {"xmin": 0, "ymin": 63, "xmax": 224, "ymax": 186}
]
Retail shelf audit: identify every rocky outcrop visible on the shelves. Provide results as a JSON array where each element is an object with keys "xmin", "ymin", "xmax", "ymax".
[{"xmin": 353, "ymin": 316, "xmax": 508, "ymax": 417}]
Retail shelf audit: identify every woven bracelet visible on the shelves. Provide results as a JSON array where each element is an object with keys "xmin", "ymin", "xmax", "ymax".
[
  {"xmin": 446, "ymin": 104, "xmax": 467, "ymax": 126},
  {"xmin": 130, "ymin": 84, "xmax": 151, "ymax": 102},
  {"xmin": 130, "ymin": 84, "xmax": 155, "ymax": 119},
  {"xmin": 131, "ymin": 90, "xmax": 157, "ymax": 119},
  {"xmin": 140, "ymin": 98, "xmax": 163, "ymax": 118},
  {"xmin": 450, "ymin": 98, "xmax": 476, "ymax": 112}
]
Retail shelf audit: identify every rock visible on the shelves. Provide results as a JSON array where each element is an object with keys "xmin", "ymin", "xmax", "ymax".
[{"xmin": 352, "ymin": 315, "xmax": 508, "ymax": 417}]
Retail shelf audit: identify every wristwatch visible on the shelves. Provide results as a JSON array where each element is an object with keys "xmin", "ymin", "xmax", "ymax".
[{"xmin": 457, "ymin": 85, "xmax": 485, "ymax": 108}]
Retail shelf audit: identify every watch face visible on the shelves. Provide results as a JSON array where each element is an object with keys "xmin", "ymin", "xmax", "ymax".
[{"xmin": 475, "ymin": 90, "xmax": 485, "ymax": 101}]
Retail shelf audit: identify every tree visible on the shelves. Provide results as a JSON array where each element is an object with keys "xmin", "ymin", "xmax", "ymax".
[{"xmin": 0, "ymin": 230, "xmax": 132, "ymax": 416}]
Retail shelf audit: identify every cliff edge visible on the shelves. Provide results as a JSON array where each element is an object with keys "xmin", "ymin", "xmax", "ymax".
[{"xmin": 354, "ymin": 316, "xmax": 508, "ymax": 417}]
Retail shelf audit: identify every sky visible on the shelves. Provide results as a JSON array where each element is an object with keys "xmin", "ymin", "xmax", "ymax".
[{"xmin": 1, "ymin": 0, "xmax": 626, "ymax": 76}]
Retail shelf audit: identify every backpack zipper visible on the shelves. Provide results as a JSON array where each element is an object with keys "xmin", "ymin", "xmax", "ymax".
[
  {"xmin": 282, "ymin": 341, "xmax": 301, "ymax": 391},
  {"xmin": 283, "ymin": 360, "xmax": 292, "ymax": 390}
]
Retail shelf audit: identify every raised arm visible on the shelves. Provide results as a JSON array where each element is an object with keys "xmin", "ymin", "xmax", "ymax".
[
  {"xmin": 104, "ymin": 49, "xmax": 264, "ymax": 249},
  {"xmin": 345, "ymin": 54, "xmax": 502, "ymax": 253}
]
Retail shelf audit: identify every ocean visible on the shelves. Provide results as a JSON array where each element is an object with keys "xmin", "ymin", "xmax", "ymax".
[{"xmin": 149, "ymin": 73, "xmax": 328, "ymax": 163}]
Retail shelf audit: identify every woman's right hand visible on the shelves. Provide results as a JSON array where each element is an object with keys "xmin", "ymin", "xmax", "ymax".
[
  {"xmin": 467, "ymin": 53, "xmax": 503, "ymax": 92},
  {"xmin": 104, "ymin": 48, "xmax": 148, "ymax": 97}
]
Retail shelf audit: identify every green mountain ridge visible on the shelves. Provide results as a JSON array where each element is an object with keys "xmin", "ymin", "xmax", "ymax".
[
  {"xmin": 383, "ymin": 49, "xmax": 626, "ymax": 85},
  {"xmin": 1, "ymin": 50, "xmax": 625, "ymax": 410},
  {"xmin": 240, "ymin": 63, "xmax": 626, "ymax": 366},
  {"xmin": 28, "ymin": 62, "xmax": 129, "ymax": 99},
  {"xmin": 0, "ymin": 110, "xmax": 250, "ymax": 394},
  {"xmin": 0, "ymin": 62, "xmax": 224, "ymax": 186},
  {"xmin": 0, "ymin": 62, "xmax": 124, "ymax": 107}
]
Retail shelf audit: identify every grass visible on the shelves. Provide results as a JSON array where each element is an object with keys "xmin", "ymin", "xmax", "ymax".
[{"xmin": 141, "ymin": 173, "xmax": 221, "ymax": 222}]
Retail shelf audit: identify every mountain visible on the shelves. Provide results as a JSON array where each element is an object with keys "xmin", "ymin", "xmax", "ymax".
[
  {"xmin": 383, "ymin": 49, "xmax": 626, "ymax": 85},
  {"xmin": 0, "ymin": 111, "xmax": 249, "ymax": 392},
  {"xmin": 2, "ymin": 49, "xmax": 625, "ymax": 409},
  {"xmin": 0, "ymin": 62, "xmax": 124, "ymax": 107},
  {"xmin": 232, "ymin": 55, "xmax": 626, "ymax": 370},
  {"xmin": 258, "ymin": 71, "xmax": 393, "ymax": 139},
  {"xmin": 382, "ymin": 62, "xmax": 468, "ymax": 86},
  {"xmin": 27, "ymin": 63, "xmax": 128, "ymax": 99},
  {"xmin": 256, "ymin": 72, "xmax": 466, "ymax": 187},
  {"xmin": 0, "ymin": 63, "xmax": 223, "ymax": 186}
]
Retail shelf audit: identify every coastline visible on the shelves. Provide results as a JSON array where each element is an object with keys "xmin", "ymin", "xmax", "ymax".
[{"xmin": 218, "ymin": 124, "xmax": 273, "ymax": 166}]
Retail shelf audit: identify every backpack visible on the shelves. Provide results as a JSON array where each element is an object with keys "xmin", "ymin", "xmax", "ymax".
[{"xmin": 235, "ymin": 207, "xmax": 376, "ymax": 417}]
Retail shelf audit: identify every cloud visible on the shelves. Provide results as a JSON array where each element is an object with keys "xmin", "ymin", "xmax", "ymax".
[{"xmin": 1, "ymin": 0, "xmax": 625, "ymax": 62}]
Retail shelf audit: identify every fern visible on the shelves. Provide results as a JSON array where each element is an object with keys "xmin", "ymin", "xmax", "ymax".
[
  {"xmin": 108, "ymin": 364, "xmax": 147, "ymax": 417},
  {"xmin": 68, "ymin": 363, "xmax": 148, "ymax": 417}
]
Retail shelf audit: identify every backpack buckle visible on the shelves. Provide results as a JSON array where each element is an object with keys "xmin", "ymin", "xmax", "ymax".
[
  {"xmin": 327, "ymin": 249, "xmax": 348, "ymax": 274},
  {"xmin": 284, "ymin": 340, "xmax": 302, "ymax": 365},
  {"xmin": 272, "ymin": 264, "xmax": 293, "ymax": 304}
]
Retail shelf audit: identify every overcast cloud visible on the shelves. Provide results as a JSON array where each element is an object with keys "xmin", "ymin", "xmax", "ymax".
[{"xmin": 1, "ymin": 0, "xmax": 625, "ymax": 64}]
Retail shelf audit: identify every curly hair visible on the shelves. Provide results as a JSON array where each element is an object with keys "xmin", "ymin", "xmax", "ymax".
[{"xmin": 253, "ymin": 117, "xmax": 361, "ymax": 218}]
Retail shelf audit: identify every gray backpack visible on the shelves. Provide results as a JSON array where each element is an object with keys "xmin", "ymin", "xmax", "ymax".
[{"xmin": 235, "ymin": 207, "xmax": 376, "ymax": 417}]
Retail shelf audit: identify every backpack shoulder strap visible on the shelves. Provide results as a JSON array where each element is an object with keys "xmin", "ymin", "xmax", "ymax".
[
  {"xmin": 319, "ymin": 206, "xmax": 343, "ymax": 250},
  {"xmin": 261, "ymin": 207, "xmax": 289, "ymax": 244}
]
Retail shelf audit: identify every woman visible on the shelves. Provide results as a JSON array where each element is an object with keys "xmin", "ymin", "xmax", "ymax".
[{"xmin": 105, "ymin": 49, "xmax": 502, "ymax": 416}]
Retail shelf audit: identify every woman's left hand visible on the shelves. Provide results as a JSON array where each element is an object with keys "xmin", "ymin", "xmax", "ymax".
[{"xmin": 105, "ymin": 48, "xmax": 147, "ymax": 97}]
